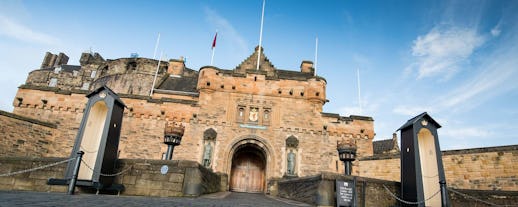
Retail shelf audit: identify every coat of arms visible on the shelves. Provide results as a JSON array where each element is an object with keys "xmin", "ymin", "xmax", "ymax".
[{"xmin": 249, "ymin": 108, "xmax": 258, "ymax": 122}]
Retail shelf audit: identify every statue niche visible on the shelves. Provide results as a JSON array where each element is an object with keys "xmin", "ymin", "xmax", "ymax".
[
  {"xmin": 285, "ymin": 135, "xmax": 299, "ymax": 177},
  {"xmin": 202, "ymin": 128, "xmax": 217, "ymax": 168}
]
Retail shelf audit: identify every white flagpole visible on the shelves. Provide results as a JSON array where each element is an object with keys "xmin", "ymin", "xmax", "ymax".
[
  {"xmin": 357, "ymin": 68, "xmax": 362, "ymax": 115},
  {"xmin": 153, "ymin": 33, "xmax": 161, "ymax": 59},
  {"xmin": 210, "ymin": 46, "xmax": 215, "ymax": 66},
  {"xmin": 314, "ymin": 36, "xmax": 318, "ymax": 76},
  {"xmin": 150, "ymin": 51, "xmax": 163, "ymax": 96},
  {"xmin": 256, "ymin": 0, "xmax": 265, "ymax": 70}
]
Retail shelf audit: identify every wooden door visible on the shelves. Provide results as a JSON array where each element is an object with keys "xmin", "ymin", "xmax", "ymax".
[{"xmin": 230, "ymin": 152, "xmax": 265, "ymax": 193}]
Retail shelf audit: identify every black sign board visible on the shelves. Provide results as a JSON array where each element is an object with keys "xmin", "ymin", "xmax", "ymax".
[{"xmin": 336, "ymin": 179, "xmax": 356, "ymax": 207}]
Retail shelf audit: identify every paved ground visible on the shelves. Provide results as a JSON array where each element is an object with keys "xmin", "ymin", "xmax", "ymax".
[{"xmin": 0, "ymin": 191, "xmax": 313, "ymax": 207}]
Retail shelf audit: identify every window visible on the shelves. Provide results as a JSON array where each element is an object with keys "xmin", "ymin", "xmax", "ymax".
[
  {"xmin": 81, "ymin": 82, "xmax": 90, "ymax": 90},
  {"xmin": 49, "ymin": 78, "xmax": 58, "ymax": 87},
  {"xmin": 127, "ymin": 62, "xmax": 137, "ymax": 71},
  {"xmin": 236, "ymin": 106, "xmax": 245, "ymax": 123},
  {"xmin": 54, "ymin": 67, "xmax": 61, "ymax": 74},
  {"xmin": 263, "ymin": 109, "xmax": 271, "ymax": 125},
  {"xmin": 90, "ymin": 70, "xmax": 97, "ymax": 78}
]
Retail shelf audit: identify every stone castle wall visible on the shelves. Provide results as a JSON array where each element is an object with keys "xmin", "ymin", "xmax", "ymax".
[
  {"xmin": 6, "ymin": 85, "xmax": 373, "ymax": 180},
  {"xmin": 359, "ymin": 145, "xmax": 518, "ymax": 191},
  {"xmin": 10, "ymin": 86, "xmax": 199, "ymax": 160},
  {"xmin": 0, "ymin": 111, "xmax": 57, "ymax": 157},
  {"xmin": 0, "ymin": 157, "xmax": 222, "ymax": 197}
]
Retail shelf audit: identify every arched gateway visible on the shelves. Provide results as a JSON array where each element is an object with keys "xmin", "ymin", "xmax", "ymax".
[{"xmin": 227, "ymin": 137, "xmax": 272, "ymax": 193}]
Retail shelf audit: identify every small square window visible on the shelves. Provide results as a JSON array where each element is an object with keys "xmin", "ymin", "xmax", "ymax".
[{"xmin": 49, "ymin": 78, "xmax": 58, "ymax": 87}]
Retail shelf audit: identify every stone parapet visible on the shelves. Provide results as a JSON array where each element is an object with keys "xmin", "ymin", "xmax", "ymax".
[
  {"xmin": 277, "ymin": 172, "xmax": 400, "ymax": 207},
  {"xmin": 359, "ymin": 144, "xmax": 518, "ymax": 191},
  {"xmin": 0, "ymin": 157, "xmax": 225, "ymax": 197}
]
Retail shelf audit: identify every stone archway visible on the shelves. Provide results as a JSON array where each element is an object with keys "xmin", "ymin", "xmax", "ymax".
[
  {"xmin": 230, "ymin": 145, "xmax": 266, "ymax": 192},
  {"xmin": 227, "ymin": 136, "xmax": 273, "ymax": 193}
]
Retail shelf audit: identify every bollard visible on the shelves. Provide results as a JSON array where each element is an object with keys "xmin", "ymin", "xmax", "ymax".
[
  {"xmin": 439, "ymin": 180, "xmax": 448, "ymax": 207},
  {"xmin": 67, "ymin": 151, "xmax": 84, "ymax": 195}
]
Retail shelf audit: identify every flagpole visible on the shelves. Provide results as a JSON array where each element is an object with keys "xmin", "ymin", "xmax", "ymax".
[
  {"xmin": 150, "ymin": 51, "xmax": 163, "ymax": 96},
  {"xmin": 211, "ymin": 30, "xmax": 217, "ymax": 66},
  {"xmin": 153, "ymin": 33, "xmax": 161, "ymax": 59},
  {"xmin": 314, "ymin": 36, "xmax": 318, "ymax": 76},
  {"xmin": 210, "ymin": 47, "xmax": 215, "ymax": 66},
  {"xmin": 357, "ymin": 68, "xmax": 362, "ymax": 115},
  {"xmin": 256, "ymin": 0, "xmax": 265, "ymax": 70}
]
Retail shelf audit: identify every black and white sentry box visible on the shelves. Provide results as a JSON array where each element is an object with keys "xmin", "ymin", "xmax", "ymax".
[
  {"xmin": 65, "ymin": 85, "xmax": 126, "ymax": 189},
  {"xmin": 398, "ymin": 112, "xmax": 450, "ymax": 207}
]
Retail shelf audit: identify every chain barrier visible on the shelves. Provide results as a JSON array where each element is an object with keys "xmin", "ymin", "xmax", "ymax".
[
  {"xmin": 80, "ymin": 160, "xmax": 132, "ymax": 177},
  {"xmin": 0, "ymin": 157, "xmax": 76, "ymax": 177},
  {"xmin": 382, "ymin": 184, "xmax": 441, "ymax": 205},
  {"xmin": 448, "ymin": 187, "xmax": 518, "ymax": 207}
]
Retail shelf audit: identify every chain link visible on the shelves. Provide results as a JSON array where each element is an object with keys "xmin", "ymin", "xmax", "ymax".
[
  {"xmin": 0, "ymin": 157, "xmax": 76, "ymax": 177},
  {"xmin": 383, "ymin": 184, "xmax": 441, "ymax": 205},
  {"xmin": 448, "ymin": 187, "xmax": 518, "ymax": 207},
  {"xmin": 80, "ymin": 160, "xmax": 132, "ymax": 177}
]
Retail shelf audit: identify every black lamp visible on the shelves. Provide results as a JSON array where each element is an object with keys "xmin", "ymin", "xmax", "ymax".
[
  {"xmin": 337, "ymin": 138, "xmax": 357, "ymax": 175},
  {"xmin": 164, "ymin": 122, "xmax": 184, "ymax": 160}
]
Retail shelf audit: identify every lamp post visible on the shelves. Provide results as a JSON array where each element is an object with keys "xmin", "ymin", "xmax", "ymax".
[
  {"xmin": 164, "ymin": 122, "xmax": 184, "ymax": 160},
  {"xmin": 337, "ymin": 138, "xmax": 357, "ymax": 176}
]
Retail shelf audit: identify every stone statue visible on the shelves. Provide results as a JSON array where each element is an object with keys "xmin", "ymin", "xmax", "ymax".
[
  {"xmin": 287, "ymin": 150, "xmax": 296, "ymax": 175},
  {"xmin": 203, "ymin": 143, "xmax": 212, "ymax": 167}
]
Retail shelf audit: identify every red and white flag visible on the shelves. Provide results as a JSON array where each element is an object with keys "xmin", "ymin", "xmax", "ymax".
[
  {"xmin": 210, "ymin": 31, "xmax": 218, "ymax": 65},
  {"xmin": 212, "ymin": 32, "xmax": 218, "ymax": 48}
]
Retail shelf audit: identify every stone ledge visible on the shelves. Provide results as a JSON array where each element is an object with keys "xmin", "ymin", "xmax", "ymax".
[
  {"xmin": 442, "ymin": 145, "xmax": 518, "ymax": 155},
  {"xmin": 0, "ymin": 110, "xmax": 57, "ymax": 129},
  {"xmin": 359, "ymin": 153, "xmax": 400, "ymax": 161},
  {"xmin": 0, "ymin": 156, "xmax": 66, "ymax": 162},
  {"xmin": 361, "ymin": 144, "xmax": 518, "ymax": 161}
]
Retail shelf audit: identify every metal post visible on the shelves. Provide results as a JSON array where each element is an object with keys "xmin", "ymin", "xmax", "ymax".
[
  {"xmin": 345, "ymin": 161, "xmax": 352, "ymax": 176},
  {"xmin": 166, "ymin": 145, "xmax": 174, "ymax": 160},
  {"xmin": 68, "ymin": 151, "xmax": 84, "ymax": 195},
  {"xmin": 440, "ymin": 180, "xmax": 448, "ymax": 207}
]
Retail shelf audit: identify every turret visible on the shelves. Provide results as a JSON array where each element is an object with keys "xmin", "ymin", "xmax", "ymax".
[
  {"xmin": 168, "ymin": 57, "xmax": 185, "ymax": 76},
  {"xmin": 300, "ymin": 60, "xmax": 314, "ymax": 74}
]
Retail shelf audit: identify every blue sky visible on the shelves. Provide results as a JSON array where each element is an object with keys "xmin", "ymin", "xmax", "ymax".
[{"xmin": 1, "ymin": 0, "xmax": 517, "ymax": 150}]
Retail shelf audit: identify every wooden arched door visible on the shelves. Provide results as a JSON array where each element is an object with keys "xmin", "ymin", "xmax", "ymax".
[{"xmin": 230, "ymin": 147, "xmax": 265, "ymax": 193}]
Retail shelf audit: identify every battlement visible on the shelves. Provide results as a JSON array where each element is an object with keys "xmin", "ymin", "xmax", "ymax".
[{"xmin": 197, "ymin": 66, "xmax": 326, "ymax": 104}]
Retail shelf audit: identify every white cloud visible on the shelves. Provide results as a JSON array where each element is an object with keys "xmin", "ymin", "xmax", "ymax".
[
  {"xmin": 0, "ymin": 15, "xmax": 59, "ymax": 45},
  {"xmin": 437, "ymin": 38, "xmax": 518, "ymax": 111},
  {"xmin": 491, "ymin": 23, "xmax": 501, "ymax": 37},
  {"xmin": 441, "ymin": 127, "xmax": 491, "ymax": 139},
  {"xmin": 392, "ymin": 106, "xmax": 433, "ymax": 116},
  {"xmin": 203, "ymin": 7, "xmax": 248, "ymax": 56},
  {"xmin": 339, "ymin": 95, "xmax": 380, "ymax": 116},
  {"xmin": 409, "ymin": 26, "xmax": 485, "ymax": 79}
]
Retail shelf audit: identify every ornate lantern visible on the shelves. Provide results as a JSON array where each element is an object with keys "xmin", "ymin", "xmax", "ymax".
[
  {"xmin": 337, "ymin": 138, "xmax": 357, "ymax": 175},
  {"xmin": 164, "ymin": 122, "xmax": 185, "ymax": 160}
]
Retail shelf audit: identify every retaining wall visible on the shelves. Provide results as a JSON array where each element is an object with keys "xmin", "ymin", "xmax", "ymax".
[
  {"xmin": 277, "ymin": 173, "xmax": 400, "ymax": 207},
  {"xmin": 0, "ymin": 157, "xmax": 225, "ymax": 197}
]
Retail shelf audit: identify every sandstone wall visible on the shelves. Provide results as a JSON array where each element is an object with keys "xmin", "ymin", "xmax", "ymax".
[
  {"xmin": 277, "ymin": 173, "xmax": 400, "ymax": 207},
  {"xmin": 0, "ymin": 157, "xmax": 68, "ymax": 192},
  {"xmin": 359, "ymin": 145, "xmax": 518, "ymax": 191},
  {"xmin": 0, "ymin": 157, "xmax": 222, "ymax": 197},
  {"xmin": 0, "ymin": 111, "xmax": 57, "ymax": 157},
  {"xmin": 9, "ymin": 83, "xmax": 374, "ymax": 181}
]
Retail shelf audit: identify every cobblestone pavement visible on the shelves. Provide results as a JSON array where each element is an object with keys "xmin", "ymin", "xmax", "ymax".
[{"xmin": 0, "ymin": 191, "xmax": 313, "ymax": 207}]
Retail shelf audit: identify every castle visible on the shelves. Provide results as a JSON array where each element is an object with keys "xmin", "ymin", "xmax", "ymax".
[{"xmin": 6, "ymin": 47, "xmax": 377, "ymax": 193}]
